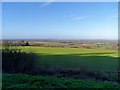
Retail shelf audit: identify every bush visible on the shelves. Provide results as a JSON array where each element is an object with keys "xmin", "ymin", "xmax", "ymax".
[{"xmin": 2, "ymin": 46, "xmax": 38, "ymax": 74}]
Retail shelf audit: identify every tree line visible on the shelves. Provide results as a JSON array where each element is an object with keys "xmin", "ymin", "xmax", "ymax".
[{"xmin": 2, "ymin": 40, "xmax": 30, "ymax": 46}]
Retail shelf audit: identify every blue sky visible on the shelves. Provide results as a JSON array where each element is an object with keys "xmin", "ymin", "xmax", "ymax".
[{"xmin": 2, "ymin": 2, "xmax": 118, "ymax": 40}]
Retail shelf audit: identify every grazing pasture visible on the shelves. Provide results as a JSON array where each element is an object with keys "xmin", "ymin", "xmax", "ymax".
[
  {"xmin": 20, "ymin": 46, "xmax": 118, "ymax": 80},
  {"xmin": 2, "ymin": 45, "xmax": 119, "ymax": 89}
]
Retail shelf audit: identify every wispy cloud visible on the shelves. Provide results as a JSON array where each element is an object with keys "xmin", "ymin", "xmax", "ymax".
[
  {"xmin": 41, "ymin": 0, "xmax": 56, "ymax": 7},
  {"xmin": 64, "ymin": 15, "xmax": 92, "ymax": 20},
  {"xmin": 72, "ymin": 15, "xmax": 92, "ymax": 20}
]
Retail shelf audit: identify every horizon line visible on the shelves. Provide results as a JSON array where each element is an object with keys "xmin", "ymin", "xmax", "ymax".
[{"xmin": 1, "ymin": 38, "xmax": 118, "ymax": 41}]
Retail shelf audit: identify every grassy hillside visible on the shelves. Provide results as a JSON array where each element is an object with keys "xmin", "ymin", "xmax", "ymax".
[
  {"xmin": 20, "ymin": 47, "xmax": 118, "ymax": 79},
  {"xmin": 21, "ymin": 46, "xmax": 118, "ymax": 57},
  {"xmin": 2, "ymin": 46, "xmax": 118, "ymax": 89},
  {"xmin": 3, "ymin": 74, "xmax": 119, "ymax": 89}
]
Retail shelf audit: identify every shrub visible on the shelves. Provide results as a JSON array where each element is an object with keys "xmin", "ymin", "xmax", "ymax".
[{"xmin": 2, "ymin": 46, "xmax": 38, "ymax": 74}]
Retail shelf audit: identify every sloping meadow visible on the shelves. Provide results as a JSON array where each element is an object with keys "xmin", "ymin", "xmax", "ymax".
[{"xmin": 2, "ymin": 46, "xmax": 119, "ymax": 89}]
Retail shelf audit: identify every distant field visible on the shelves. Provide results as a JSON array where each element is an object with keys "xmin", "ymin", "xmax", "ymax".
[
  {"xmin": 19, "ymin": 46, "xmax": 118, "ymax": 56},
  {"xmin": 18, "ymin": 46, "xmax": 118, "ymax": 79}
]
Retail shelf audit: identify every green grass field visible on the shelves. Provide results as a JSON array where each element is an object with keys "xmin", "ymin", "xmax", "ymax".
[
  {"xmin": 18, "ymin": 46, "xmax": 118, "ymax": 80},
  {"xmin": 3, "ymin": 46, "xmax": 119, "ymax": 88},
  {"xmin": 2, "ymin": 73, "xmax": 119, "ymax": 89},
  {"xmin": 21, "ymin": 46, "xmax": 118, "ymax": 71}
]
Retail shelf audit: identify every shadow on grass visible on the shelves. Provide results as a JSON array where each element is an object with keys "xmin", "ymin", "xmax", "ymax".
[
  {"xmin": 36, "ymin": 53, "xmax": 118, "ymax": 69},
  {"xmin": 2, "ymin": 48, "xmax": 118, "ymax": 82},
  {"xmin": 31, "ymin": 53, "xmax": 118, "ymax": 82}
]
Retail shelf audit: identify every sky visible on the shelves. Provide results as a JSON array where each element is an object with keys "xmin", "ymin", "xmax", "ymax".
[
  {"xmin": 2, "ymin": 2, "xmax": 118, "ymax": 40},
  {"xmin": 1, "ymin": 0, "xmax": 119, "ymax": 2},
  {"xmin": 0, "ymin": 2, "xmax": 2, "ymax": 39}
]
